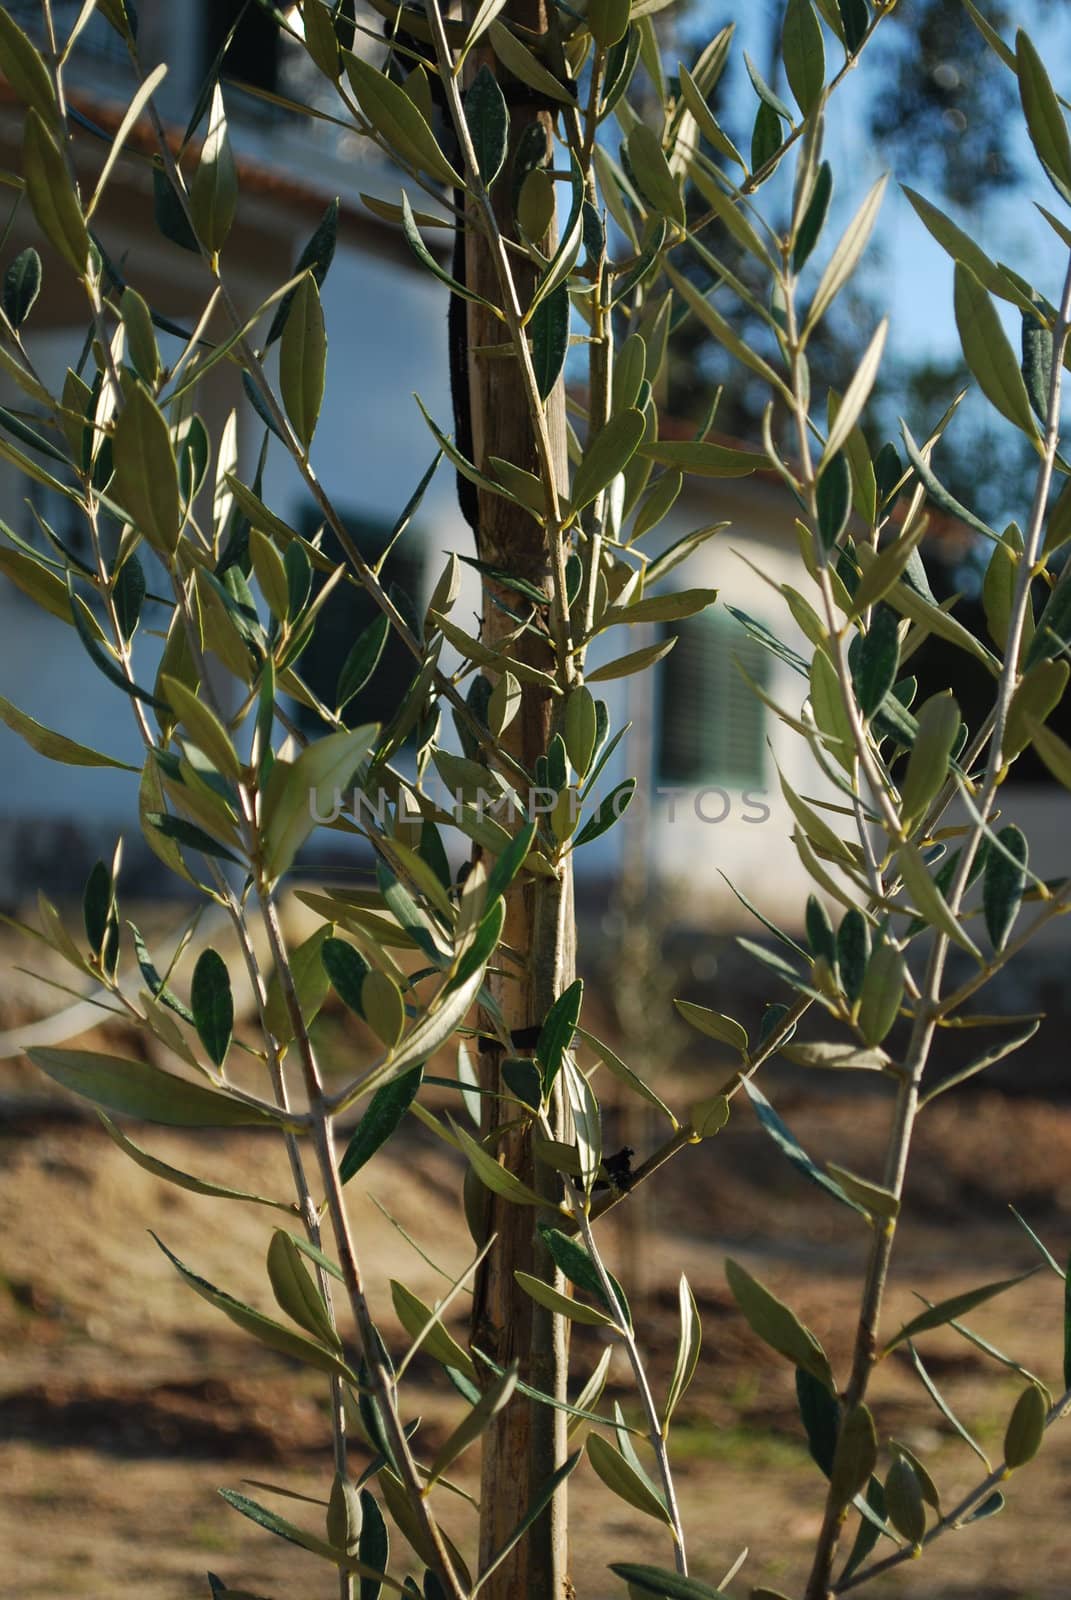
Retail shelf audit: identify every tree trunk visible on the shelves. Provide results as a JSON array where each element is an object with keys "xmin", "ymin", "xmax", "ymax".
[{"xmin": 462, "ymin": 5, "xmax": 575, "ymax": 1595}]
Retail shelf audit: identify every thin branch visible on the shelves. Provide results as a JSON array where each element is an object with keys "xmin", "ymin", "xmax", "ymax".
[{"xmin": 575, "ymin": 1201, "xmax": 689, "ymax": 1574}]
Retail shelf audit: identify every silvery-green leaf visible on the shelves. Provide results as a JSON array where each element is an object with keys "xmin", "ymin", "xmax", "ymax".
[
  {"xmin": 1003, "ymin": 1382, "xmax": 1047, "ymax": 1470},
  {"xmin": 1015, "ymin": 30, "xmax": 1071, "ymax": 206},
  {"xmin": 191, "ymin": 947, "xmax": 233, "ymax": 1068},
  {"xmin": 266, "ymin": 1229, "xmax": 340, "ymax": 1347},
  {"xmin": 954, "ymin": 262, "xmax": 1039, "ymax": 439},
  {"xmin": 782, "ymin": 0, "xmax": 825, "ymax": 114},
  {"xmin": 29, "ymin": 1046, "xmax": 280, "ymax": 1126},
  {"xmin": 279, "ymin": 271, "xmax": 326, "ymax": 451},
  {"xmin": 884, "ymin": 1268, "xmax": 1037, "ymax": 1352},
  {"xmin": 725, "ymin": 1257, "xmax": 835, "ymax": 1390},
  {"xmin": 190, "ymin": 84, "xmax": 237, "ymax": 252}
]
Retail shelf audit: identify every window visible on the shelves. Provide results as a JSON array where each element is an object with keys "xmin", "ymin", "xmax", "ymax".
[
  {"xmin": 656, "ymin": 609, "xmax": 769, "ymax": 788},
  {"xmin": 292, "ymin": 509, "xmax": 423, "ymax": 734},
  {"xmin": 202, "ymin": 0, "xmax": 280, "ymax": 95}
]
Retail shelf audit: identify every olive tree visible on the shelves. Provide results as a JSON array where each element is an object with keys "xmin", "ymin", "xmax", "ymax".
[{"xmin": 2, "ymin": 0, "xmax": 1071, "ymax": 1597}]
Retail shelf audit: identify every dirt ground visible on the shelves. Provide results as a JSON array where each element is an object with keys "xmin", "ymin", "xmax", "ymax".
[{"xmin": 3, "ymin": 981, "xmax": 1071, "ymax": 1599}]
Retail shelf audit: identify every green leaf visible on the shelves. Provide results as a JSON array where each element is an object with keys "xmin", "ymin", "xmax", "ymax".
[
  {"xmin": 113, "ymin": 386, "xmax": 183, "ymax": 554},
  {"xmin": 587, "ymin": 1434, "xmax": 671, "ymax": 1525},
  {"xmin": 885, "ymin": 1268, "xmax": 1037, "ymax": 1352},
  {"xmin": 535, "ymin": 978, "xmax": 584, "ymax": 1088},
  {"xmin": 1027, "ymin": 560, "xmax": 1071, "ymax": 668},
  {"xmin": 587, "ymin": 0, "xmax": 631, "ymax": 48},
  {"xmin": 825, "ymin": 1162, "xmax": 899, "ymax": 1220},
  {"xmin": 638, "ymin": 438, "xmax": 763, "ymax": 477},
  {"xmin": 217, "ymin": 1489, "xmax": 396, "ymax": 1586},
  {"xmin": 530, "ymin": 283, "xmax": 569, "ymax": 400},
  {"xmin": 266, "ymin": 1229, "xmax": 340, "ymax": 1347},
  {"xmin": 572, "ymin": 778, "xmax": 635, "ymax": 849},
  {"xmin": 538, "ymin": 1225, "xmax": 630, "ymax": 1327},
  {"xmin": 487, "ymin": 19, "xmax": 576, "ymax": 105},
  {"xmin": 816, "ymin": 452, "xmax": 851, "ymax": 551},
  {"xmin": 856, "ymin": 942, "xmax": 904, "ymax": 1047},
  {"xmin": 361, "ymin": 969, "xmax": 404, "ymax": 1049},
  {"xmin": 741, "ymin": 1078, "xmax": 864, "ymax": 1213},
  {"xmin": 145, "ymin": 810, "xmax": 241, "ymax": 865},
  {"xmin": 578, "ymin": 1025, "xmax": 677, "ymax": 1126},
  {"xmin": 822, "ymin": 319, "xmax": 887, "ymax": 466},
  {"xmin": 609, "ymin": 1562, "xmax": 727, "ymax": 1598},
  {"xmin": 323, "ymin": 935, "xmax": 372, "ymax": 1016},
  {"xmin": 190, "ymin": 84, "xmax": 237, "ymax": 252},
  {"xmin": 838, "ymin": 0, "xmax": 869, "ymax": 53},
  {"xmin": 28, "ymin": 1046, "xmax": 279, "ymax": 1126},
  {"xmin": 954, "ymin": 263, "xmax": 1039, "ymax": 439},
  {"xmin": 450, "ymin": 1116, "xmax": 547, "ymax": 1206},
  {"xmin": 664, "ymin": 261, "xmax": 788, "ymax": 396},
  {"xmin": 782, "ymin": 0, "xmax": 825, "ymax": 114},
  {"xmin": 262, "ymin": 723, "xmax": 376, "ymax": 881},
  {"xmin": 1006, "ymin": 660, "xmax": 1069, "ymax": 759},
  {"xmin": 725, "ymin": 1257, "xmax": 835, "ymax": 1389},
  {"xmin": 191, "ymin": 947, "xmax": 233, "ymax": 1068},
  {"xmin": 829, "ymin": 1403, "xmax": 878, "ymax": 1509},
  {"xmin": 267, "ymin": 197, "xmax": 339, "ymax": 345},
  {"xmin": 627, "ymin": 122, "xmax": 684, "ymax": 226},
  {"xmin": 1004, "ymin": 1381, "xmax": 1048, "ymax": 1470},
  {"xmin": 345, "ymin": 50, "xmax": 463, "ymax": 185},
  {"xmin": 155, "ymin": 1234, "xmax": 353, "ymax": 1379},
  {"xmin": 99, "ymin": 1114, "xmax": 293, "ymax": 1211},
  {"xmin": 586, "ymin": 638, "xmax": 676, "ymax": 683},
  {"xmin": 796, "ymin": 1366, "xmax": 839, "ymax": 1476},
  {"xmin": 1016, "ymin": 30, "xmax": 1071, "ymax": 206},
  {"xmin": 484, "ymin": 818, "xmax": 537, "ymax": 905},
  {"xmin": 3, "ymin": 246, "xmax": 42, "ymax": 328},
  {"xmin": 515, "ymin": 1270, "xmax": 619, "ymax": 1327},
  {"xmin": 794, "ymin": 160, "xmax": 832, "ymax": 271},
  {"xmin": 1022, "ymin": 312, "xmax": 1052, "ymax": 423},
  {"xmin": 359, "ymin": 1489, "xmax": 389, "ymax": 1600},
  {"xmin": 337, "ymin": 613, "xmax": 390, "ymax": 710},
  {"xmin": 263, "ymin": 923, "xmax": 332, "ymax": 1044},
  {"xmin": 391, "ymin": 1278, "xmax": 475, "ymax": 1377},
  {"xmin": 678, "ymin": 63, "xmax": 746, "ymax": 172},
  {"xmin": 896, "ymin": 840, "xmax": 981, "ymax": 959},
  {"xmin": 673, "ymin": 999, "xmax": 748, "ymax": 1052},
  {"xmin": 665, "ymin": 1273, "xmax": 702, "ymax": 1424},
  {"xmin": 279, "ymin": 271, "xmax": 326, "ymax": 451},
  {"xmin": 884, "ymin": 1454, "xmax": 925, "ymax": 1546},
  {"xmin": 0, "ymin": 543, "xmax": 77, "ymax": 624},
  {"xmin": 900, "ymin": 691, "xmax": 960, "ymax": 823},
  {"xmin": 465, "ymin": 65, "xmax": 508, "ymax": 188},
  {"xmin": 337, "ymin": 1068, "xmax": 422, "ymax": 1184},
  {"xmin": 745, "ymin": 50, "xmax": 794, "ymax": 121},
  {"xmin": 983, "ymin": 823, "xmax": 1028, "ymax": 951},
  {"xmin": 571, "ymin": 409, "xmax": 646, "ymax": 513},
  {"xmin": 427, "ymin": 1364, "xmax": 518, "ymax": 1484},
  {"xmin": 900, "ymin": 184, "xmax": 1023, "ymax": 308},
  {"xmin": 0, "ymin": 9, "xmax": 56, "ymax": 121},
  {"xmin": 0, "ymin": 691, "xmax": 136, "ymax": 770},
  {"xmin": 807, "ymin": 174, "xmax": 887, "ymax": 333},
  {"xmin": 852, "ymin": 608, "xmax": 899, "ymax": 719},
  {"xmin": 161, "ymin": 676, "xmax": 241, "ymax": 780}
]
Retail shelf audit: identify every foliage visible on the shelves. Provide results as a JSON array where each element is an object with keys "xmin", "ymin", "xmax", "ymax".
[{"xmin": 2, "ymin": 0, "xmax": 1071, "ymax": 1597}]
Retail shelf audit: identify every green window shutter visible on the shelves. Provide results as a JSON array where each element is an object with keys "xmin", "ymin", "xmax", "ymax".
[
  {"xmin": 656, "ymin": 609, "xmax": 769, "ymax": 787},
  {"xmin": 294, "ymin": 509, "xmax": 422, "ymax": 734}
]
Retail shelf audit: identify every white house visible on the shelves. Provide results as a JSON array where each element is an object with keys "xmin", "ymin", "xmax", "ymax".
[{"xmin": 0, "ymin": 0, "xmax": 1041, "ymax": 939}]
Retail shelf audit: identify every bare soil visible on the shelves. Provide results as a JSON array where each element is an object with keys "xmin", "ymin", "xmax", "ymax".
[{"xmin": 3, "ymin": 1003, "xmax": 1071, "ymax": 1599}]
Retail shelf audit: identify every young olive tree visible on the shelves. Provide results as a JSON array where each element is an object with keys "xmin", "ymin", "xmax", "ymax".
[{"xmin": 3, "ymin": 0, "xmax": 1071, "ymax": 1597}]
